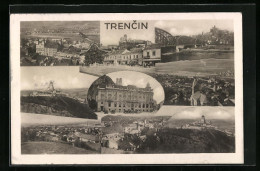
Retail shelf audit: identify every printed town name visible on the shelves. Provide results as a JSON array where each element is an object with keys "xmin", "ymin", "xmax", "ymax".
[{"xmin": 104, "ymin": 21, "xmax": 148, "ymax": 30}]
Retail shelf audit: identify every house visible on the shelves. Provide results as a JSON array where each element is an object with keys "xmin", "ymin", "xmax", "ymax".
[
  {"xmin": 121, "ymin": 48, "xmax": 143, "ymax": 65},
  {"xmin": 104, "ymin": 49, "xmax": 129, "ymax": 65},
  {"xmin": 75, "ymin": 132, "xmax": 100, "ymax": 143},
  {"xmin": 36, "ymin": 41, "xmax": 58, "ymax": 57},
  {"xmin": 142, "ymin": 44, "xmax": 162, "ymax": 66}
]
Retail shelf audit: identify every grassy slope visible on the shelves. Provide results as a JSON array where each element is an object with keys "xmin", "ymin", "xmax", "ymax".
[
  {"xmin": 21, "ymin": 96, "xmax": 97, "ymax": 119},
  {"xmin": 21, "ymin": 141, "xmax": 99, "ymax": 154}
]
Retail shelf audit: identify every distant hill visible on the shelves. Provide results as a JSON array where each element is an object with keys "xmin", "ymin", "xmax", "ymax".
[
  {"xmin": 21, "ymin": 88, "xmax": 89, "ymax": 99},
  {"xmin": 165, "ymin": 118, "xmax": 235, "ymax": 134},
  {"xmin": 137, "ymin": 128, "xmax": 235, "ymax": 153},
  {"xmin": 21, "ymin": 96, "xmax": 97, "ymax": 119}
]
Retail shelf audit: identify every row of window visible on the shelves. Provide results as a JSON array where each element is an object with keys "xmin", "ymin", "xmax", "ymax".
[
  {"xmin": 103, "ymin": 102, "xmax": 151, "ymax": 108},
  {"xmin": 106, "ymin": 54, "xmax": 142, "ymax": 60},
  {"xmin": 146, "ymin": 51, "xmax": 156, "ymax": 56},
  {"xmin": 101, "ymin": 93, "xmax": 152, "ymax": 100},
  {"xmin": 108, "ymin": 108, "xmax": 151, "ymax": 112}
]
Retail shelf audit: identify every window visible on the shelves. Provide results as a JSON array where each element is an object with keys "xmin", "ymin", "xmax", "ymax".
[
  {"xmin": 123, "ymin": 103, "xmax": 125, "ymax": 107},
  {"xmin": 152, "ymin": 51, "xmax": 156, "ymax": 56},
  {"xmin": 108, "ymin": 102, "xmax": 111, "ymax": 107},
  {"xmin": 114, "ymin": 103, "xmax": 117, "ymax": 107},
  {"xmin": 101, "ymin": 101, "xmax": 103, "ymax": 104},
  {"xmin": 147, "ymin": 52, "xmax": 150, "ymax": 56},
  {"xmin": 143, "ymin": 104, "xmax": 145, "ymax": 108},
  {"xmin": 119, "ymin": 103, "xmax": 121, "ymax": 107}
]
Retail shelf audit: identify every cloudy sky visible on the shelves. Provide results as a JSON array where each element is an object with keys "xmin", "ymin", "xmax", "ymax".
[
  {"xmin": 100, "ymin": 20, "xmax": 233, "ymax": 46},
  {"xmin": 21, "ymin": 67, "xmax": 98, "ymax": 90},
  {"xmin": 107, "ymin": 71, "xmax": 165, "ymax": 104},
  {"xmin": 156, "ymin": 106, "xmax": 234, "ymax": 120}
]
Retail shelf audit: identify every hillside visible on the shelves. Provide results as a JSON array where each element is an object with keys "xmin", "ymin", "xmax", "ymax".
[
  {"xmin": 22, "ymin": 141, "xmax": 99, "ymax": 154},
  {"xmin": 137, "ymin": 128, "xmax": 235, "ymax": 153},
  {"xmin": 165, "ymin": 118, "xmax": 235, "ymax": 134},
  {"xmin": 21, "ymin": 96, "xmax": 97, "ymax": 119}
]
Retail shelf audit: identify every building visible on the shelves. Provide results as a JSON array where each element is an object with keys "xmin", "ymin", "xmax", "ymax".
[
  {"xmin": 120, "ymin": 48, "xmax": 143, "ymax": 65},
  {"xmin": 104, "ymin": 48, "xmax": 143, "ymax": 66},
  {"xmin": 180, "ymin": 115, "xmax": 216, "ymax": 130},
  {"xmin": 190, "ymin": 78, "xmax": 208, "ymax": 106},
  {"xmin": 36, "ymin": 41, "xmax": 45, "ymax": 54},
  {"xmin": 36, "ymin": 41, "xmax": 58, "ymax": 57},
  {"xmin": 119, "ymin": 34, "xmax": 152, "ymax": 49},
  {"xmin": 95, "ymin": 77, "xmax": 155, "ymax": 113},
  {"xmin": 104, "ymin": 49, "xmax": 129, "ymax": 65},
  {"xmin": 30, "ymin": 81, "xmax": 66, "ymax": 97},
  {"xmin": 142, "ymin": 44, "xmax": 162, "ymax": 66}
]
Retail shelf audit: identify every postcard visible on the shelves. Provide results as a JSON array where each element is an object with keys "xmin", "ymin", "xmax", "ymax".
[{"xmin": 10, "ymin": 13, "xmax": 243, "ymax": 164}]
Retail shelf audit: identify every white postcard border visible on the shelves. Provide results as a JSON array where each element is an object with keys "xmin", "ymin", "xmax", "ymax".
[{"xmin": 10, "ymin": 13, "xmax": 243, "ymax": 165}]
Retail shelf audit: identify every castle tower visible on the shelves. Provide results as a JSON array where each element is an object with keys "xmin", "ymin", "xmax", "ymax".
[
  {"xmin": 116, "ymin": 78, "xmax": 123, "ymax": 86},
  {"xmin": 146, "ymin": 82, "xmax": 151, "ymax": 88},
  {"xmin": 119, "ymin": 78, "xmax": 122, "ymax": 86},
  {"xmin": 124, "ymin": 34, "xmax": 127, "ymax": 41},
  {"xmin": 47, "ymin": 81, "xmax": 55, "ymax": 91},
  {"xmin": 201, "ymin": 115, "xmax": 206, "ymax": 124}
]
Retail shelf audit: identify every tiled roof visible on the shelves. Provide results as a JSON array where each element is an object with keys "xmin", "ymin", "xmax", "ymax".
[
  {"xmin": 45, "ymin": 42, "xmax": 59, "ymax": 49},
  {"xmin": 144, "ymin": 44, "xmax": 162, "ymax": 50}
]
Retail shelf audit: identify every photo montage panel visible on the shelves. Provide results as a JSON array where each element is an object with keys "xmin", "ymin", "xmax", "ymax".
[{"xmin": 11, "ymin": 13, "xmax": 243, "ymax": 164}]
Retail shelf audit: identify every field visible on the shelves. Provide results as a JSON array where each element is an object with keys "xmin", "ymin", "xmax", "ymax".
[
  {"xmin": 80, "ymin": 55, "xmax": 234, "ymax": 77},
  {"xmin": 21, "ymin": 141, "xmax": 98, "ymax": 154},
  {"xmin": 155, "ymin": 58, "xmax": 234, "ymax": 76}
]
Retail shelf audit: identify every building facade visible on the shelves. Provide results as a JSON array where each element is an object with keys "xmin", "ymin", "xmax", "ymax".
[
  {"xmin": 96, "ymin": 78, "xmax": 155, "ymax": 113},
  {"xmin": 36, "ymin": 41, "xmax": 58, "ymax": 57},
  {"xmin": 142, "ymin": 44, "xmax": 162, "ymax": 66},
  {"xmin": 104, "ymin": 48, "xmax": 143, "ymax": 66}
]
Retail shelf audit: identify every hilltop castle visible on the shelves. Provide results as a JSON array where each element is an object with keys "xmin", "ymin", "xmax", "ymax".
[
  {"xmin": 30, "ymin": 81, "xmax": 65, "ymax": 97},
  {"xmin": 180, "ymin": 115, "xmax": 216, "ymax": 130}
]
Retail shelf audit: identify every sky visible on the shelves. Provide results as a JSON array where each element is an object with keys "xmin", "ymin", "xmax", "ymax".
[
  {"xmin": 107, "ymin": 71, "xmax": 165, "ymax": 104},
  {"xmin": 170, "ymin": 107, "xmax": 235, "ymax": 120},
  {"xmin": 100, "ymin": 20, "xmax": 233, "ymax": 46},
  {"xmin": 21, "ymin": 66, "xmax": 98, "ymax": 90}
]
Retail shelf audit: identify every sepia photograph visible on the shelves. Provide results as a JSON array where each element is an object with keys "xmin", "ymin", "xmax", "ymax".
[{"xmin": 11, "ymin": 13, "xmax": 243, "ymax": 164}]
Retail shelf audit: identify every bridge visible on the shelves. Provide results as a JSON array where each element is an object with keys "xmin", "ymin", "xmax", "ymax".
[{"xmin": 155, "ymin": 27, "xmax": 203, "ymax": 48}]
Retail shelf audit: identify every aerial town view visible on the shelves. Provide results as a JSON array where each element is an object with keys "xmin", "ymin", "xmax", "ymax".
[
  {"xmin": 20, "ymin": 21, "xmax": 102, "ymax": 66},
  {"xmin": 20, "ymin": 20, "xmax": 236, "ymax": 155},
  {"xmin": 21, "ymin": 106, "xmax": 235, "ymax": 154}
]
